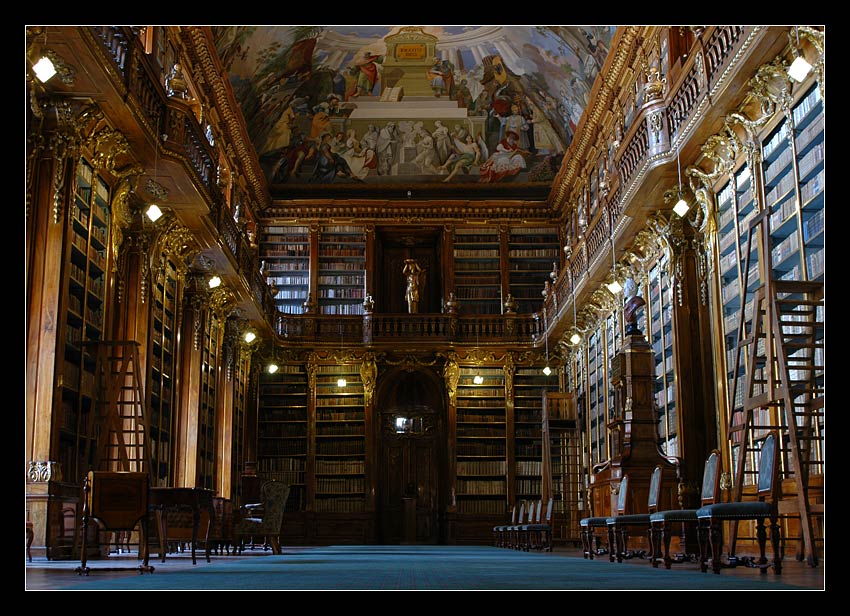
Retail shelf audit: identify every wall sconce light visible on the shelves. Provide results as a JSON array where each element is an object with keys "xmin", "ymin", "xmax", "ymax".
[
  {"xmin": 788, "ymin": 27, "xmax": 813, "ymax": 83},
  {"xmin": 267, "ymin": 362, "xmax": 279, "ymax": 374},
  {"xmin": 145, "ymin": 204, "xmax": 163, "ymax": 222},
  {"xmin": 473, "ymin": 373, "xmax": 484, "ymax": 385},
  {"xmin": 243, "ymin": 331, "xmax": 256, "ymax": 344},
  {"xmin": 33, "ymin": 55, "xmax": 57, "ymax": 83},
  {"xmin": 542, "ymin": 311, "xmax": 552, "ymax": 376},
  {"xmin": 208, "ymin": 275, "xmax": 222, "ymax": 289},
  {"xmin": 673, "ymin": 147, "xmax": 690, "ymax": 217},
  {"xmin": 337, "ymin": 322, "xmax": 346, "ymax": 388},
  {"xmin": 569, "ymin": 330, "xmax": 583, "ymax": 345}
]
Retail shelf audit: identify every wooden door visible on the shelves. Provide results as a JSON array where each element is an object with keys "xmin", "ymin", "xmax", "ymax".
[{"xmin": 376, "ymin": 368, "xmax": 445, "ymax": 544}]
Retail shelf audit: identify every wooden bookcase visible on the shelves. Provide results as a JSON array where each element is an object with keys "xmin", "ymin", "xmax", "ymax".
[
  {"xmin": 317, "ymin": 225, "xmax": 366, "ymax": 315},
  {"xmin": 261, "ymin": 225, "xmax": 310, "ymax": 315},
  {"xmin": 585, "ymin": 328, "xmax": 608, "ymax": 468},
  {"xmin": 512, "ymin": 367, "xmax": 558, "ymax": 502},
  {"xmin": 455, "ymin": 366, "xmax": 507, "ymax": 515},
  {"xmin": 148, "ymin": 255, "xmax": 179, "ymax": 487},
  {"xmin": 715, "ymin": 82, "xmax": 825, "ymax": 472},
  {"xmin": 197, "ymin": 311, "xmax": 220, "ymax": 491},
  {"xmin": 508, "ymin": 226, "xmax": 560, "ymax": 314},
  {"xmin": 646, "ymin": 258, "xmax": 678, "ymax": 456},
  {"xmin": 313, "ymin": 364, "xmax": 367, "ymax": 513},
  {"xmin": 230, "ymin": 347, "xmax": 250, "ymax": 504},
  {"xmin": 452, "ymin": 226, "xmax": 502, "ymax": 315},
  {"xmin": 257, "ymin": 364, "xmax": 308, "ymax": 512},
  {"xmin": 58, "ymin": 157, "xmax": 111, "ymax": 486}
]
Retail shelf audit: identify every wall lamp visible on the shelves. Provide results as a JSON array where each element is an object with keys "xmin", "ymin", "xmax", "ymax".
[
  {"xmin": 788, "ymin": 27, "xmax": 813, "ymax": 83},
  {"xmin": 673, "ymin": 147, "xmax": 690, "ymax": 217},
  {"xmin": 208, "ymin": 275, "xmax": 222, "ymax": 289}
]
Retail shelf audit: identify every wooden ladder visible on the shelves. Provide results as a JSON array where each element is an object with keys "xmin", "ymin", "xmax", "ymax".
[
  {"xmin": 84, "ymin": 341, "xmax": 152, "ymax": 473},
  {"xmin": 727, "ymin": 208, "xmax": 824, "ymax": 567}
]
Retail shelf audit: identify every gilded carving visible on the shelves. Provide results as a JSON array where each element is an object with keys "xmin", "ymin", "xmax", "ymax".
[
  {"xmin": 649, "ymin": 111, "xmax": 664, "ymax": 144},
  {"xmin": 26, "ymin": 460, "xmax": 62, "ymax": 483},
  {"xmin": 503, "ymin": 352, "xmax": 515, "ymax": 402},
  {"xmin": 360, "ymin": 353, "xmax": 378, "ymax": 405},
  {"xmin": 796, "ymin": 27, "xmax": 825, "ymax": 102},
  {"xmin": 306, "ymin": 354, "xmax": 318, "ymax": 391},
  {"xmin": 443, "ymin": 352, "xmax": 460, "ymax": 405}
]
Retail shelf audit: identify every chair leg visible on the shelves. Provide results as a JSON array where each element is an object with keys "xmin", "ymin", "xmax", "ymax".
[
  {"xmin": 770, "ymin": 518, "xmax": 782, "ymax": 574},
  {"xmin": 270, "ymin": 535, "xmax": 281, "ymax": 555},
  {"xmin": 697, "ymin": 522, "xmax": 709, "ymax": 572},
  {"xmin": 710, "ymin": 519, "xmax": 723, "ymax": 574},
  {"xmin": 607, "ymin": 526, "xmax": 616, "ymax": 562},
  {"xmin": 756, "ymin": 518, "xmax": 768, "ymax": 573},
  {"xmin": 648, "ymin": 526, "xmax": 659, "ymax": 568}
]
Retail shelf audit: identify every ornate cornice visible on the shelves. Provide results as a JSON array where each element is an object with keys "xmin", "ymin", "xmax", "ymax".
[{"xmin": 181, "ymin": 27, "xmax": 271, "ymax": 211}]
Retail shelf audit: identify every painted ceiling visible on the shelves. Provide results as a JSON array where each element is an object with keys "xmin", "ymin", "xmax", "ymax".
[{"xmin": 212, "ymin": 26, "xmax": 616, "ymax": 199}]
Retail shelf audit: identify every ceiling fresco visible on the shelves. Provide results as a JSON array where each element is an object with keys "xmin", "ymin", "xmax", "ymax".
[{"xmin": 212, "ymin": 26, "xmax": 616, "ymax": 198}]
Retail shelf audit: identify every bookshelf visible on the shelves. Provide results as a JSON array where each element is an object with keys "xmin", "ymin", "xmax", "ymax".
[
  {"xmin": 715, "ymin": 82, "xmax": 825, "ymax": 473},
  {"xmin": 58, "ymin": 158, "xmax": 111, "ymax": 485},
  {"xmin": 508, "ymin": 226, "xmax": 560, "ymax": 314},
  {"xmin": 647, "ymin": 259, "xmax": 677, "ymax": 456},
  {"xmin": 148, "ymin": 255, "xmax": 178, "ymax": 487},
  {"xmin": 318, "ymin": 225, "xmax": 366, "ymax": 315},
  {"xmin": 230, "ymin": 347, "xmax": 250, "ymax": 504},
  {"xmin": 586, "ymin": 328, "xmax": 607, "ymax": 468},
  {"xmin": 452, "ymin": 226, "xmax": 502, "ymax": 315},
  {"xmin": 261, "ymin": 225, "xmax": 310, "ymax": 315},
  {"xmin": 314, "ymin": 364, "xmax": 366, "ymax": 513},
  {"xmin": 512, "ymin": 367, "xmax": 558, "ymax": 501},
  {"xmin": 455, "ymin": 366, "xmax": 507, "ymax": 514},
  {"xmin": 258, "ymin": 364, "xmax": 309, "ymax": 512},
  {"xmin": 197, "ymin": 311, "xmax": 220, "ymax": 491}
]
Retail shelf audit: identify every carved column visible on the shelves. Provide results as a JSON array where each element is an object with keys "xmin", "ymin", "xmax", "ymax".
[{"xmin": 442, "ymin": 352, "xmax": 459, "ymax": 511}]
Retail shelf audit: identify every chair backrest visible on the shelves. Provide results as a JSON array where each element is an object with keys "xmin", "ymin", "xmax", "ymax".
[
  {"xmin": 509, "ymin": 504, "xmax": 518, "ymax": 525},
  {"xmin": 259, "ymin": 481, "xmax": 291, "ymax": 531},
  {"xmin": 616, "ymin": 475, "xmax": 630, "ymax": 515},
  {"xmin": 544, "ymin": 498, "xmax": 554, "ymax": 523},
  {"xmin": 700, "ymin": 449, "xmax": 722, "ymax": 506},
  {"xmin": 757, "ymin": 432, "xmax": 780, "ymax": 499},
  {"xmin": 531, "ymin": 500, "xmax": 542, "ymax": 524},
  {"xmin": 647, "ymin": 465, "xmax": 663, "ymax": 512},
  {"xmin": 516, "ymin": 502, "xmax": 527, "ymax": 525}
]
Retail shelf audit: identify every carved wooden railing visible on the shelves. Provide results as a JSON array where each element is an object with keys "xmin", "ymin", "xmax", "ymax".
[
  {"xmin": 547, "ymin": 26, "xmax": 755, "ymax": 340},
  {"xmin": 275, "ymin": 312, "xmax": 541, "ymax": 345},
  {"xmin": 86, "ymin": 26, "xmax": 276, "ymax": 324}
]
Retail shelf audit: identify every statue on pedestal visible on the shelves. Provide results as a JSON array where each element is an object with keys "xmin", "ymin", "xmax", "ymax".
[
  {"xmin": 623, "ymin": 278, "xmax": 646, "ymax": 335},
  {"xmin": 403, "ymin": 258, "xmax": 424, "ymax": 313}
]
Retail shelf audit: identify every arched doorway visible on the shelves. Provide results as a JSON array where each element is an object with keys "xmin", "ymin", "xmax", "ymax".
[{"xmin": 375, "ymin": 367, "xmax": 446, "ymax": 544}]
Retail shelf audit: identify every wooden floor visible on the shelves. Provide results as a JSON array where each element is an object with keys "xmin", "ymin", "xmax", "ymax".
[{"xmin": 23, "ymin": 545, "xmax": 826, "ymax": 591}]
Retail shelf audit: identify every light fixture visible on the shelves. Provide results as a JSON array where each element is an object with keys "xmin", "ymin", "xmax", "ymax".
[
  {"xmin": 208, "ymin": 275, "xmax": 222, "ymax": 289},
  {"xmin": 542, "ymin": 311, "xmax": 552, "ymax": 376},
  {"xmin": 145, "ymin": 204, "xmax": 163, "ymax": 222},
  {"xmin": 673, "ymin": 147, "xmax": 690, "ymax": 217},
  {"xmin": 267, "ymin": 362, "xmax": 279, "ymax": 374},
  {"xmin": 569, "ymin": 270, "xmax": 583, "ymax": 346},
  {"xmin": 33, "ymin": 55, "xmax": 56, "ymax": 83},
  {"xmin": 243, "ymin": 331, "xmax": 256, "ymax": 344},
  {"xmin": 788, "ymin": 27, "xmax": 813, "ymax": 83},
  {"xmin": 606, "ymin": 211, "xmax": 623, "ymax": 294},
  {"xmin": 473, "ymin": 323, "xmax": 484, "ymax": 384}
]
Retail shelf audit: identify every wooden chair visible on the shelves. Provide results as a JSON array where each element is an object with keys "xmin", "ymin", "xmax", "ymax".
[
  {"xmin": 523, "ymin": 498, "xmax": 554, "ymax": 552},
  {"xmin": 233, "ymin": 481, "xmax": 291, "ymax": 555},
  {"xmin": 505, "ymin": 501, "xmax": 527, "ymax": 550},
  {"xmin": 517, "ymin": 499, "xmax": 542, "ymax": 551},
  {"xmin": 649, "ymin": 449, "xmax": 721, "ymax": 569},
  {"xmin": 697, "ymin": 431, "xmax": 782, "ymax": 574},
  {"xmin": 606, "ymin": 468, "xmax": 662, "ymax": 562},
  {"xmin": 580, "ymin": 493, "xmax": 617, "ymax": 561},
  {"xmin": 77, "ymin": 471, "xmax": 154, "ymax": 575},
  {"xmin": 493, "ymin": 504, "xmax": 517, "ymax": 548}
]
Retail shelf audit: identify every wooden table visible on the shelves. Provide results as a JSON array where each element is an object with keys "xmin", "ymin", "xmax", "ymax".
[{"xmin": 149, "ymin": 487, "xmax": 215, "ymax": 565}]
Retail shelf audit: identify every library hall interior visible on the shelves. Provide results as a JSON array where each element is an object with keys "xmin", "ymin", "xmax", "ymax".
[{"xmin": 24, "ymin": 26, "xmax": 826, "ymax": 591}]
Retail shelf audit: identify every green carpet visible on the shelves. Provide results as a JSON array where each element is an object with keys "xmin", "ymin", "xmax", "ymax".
[{"xmin": 57, "ymin": 545, "xmax": 808, "ymax": 591}]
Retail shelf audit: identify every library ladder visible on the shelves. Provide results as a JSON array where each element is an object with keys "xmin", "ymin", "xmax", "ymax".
[
  {"xmin": 541, "ymin": 391, "xmax": 582, "ymax": 547},
  {"xmin": 84, "ymin": 341, "xmax": 152, "ymax": 473},
  {"xmin": 727, "ymin": 207, "xmax": 824, "ymax": 567}
]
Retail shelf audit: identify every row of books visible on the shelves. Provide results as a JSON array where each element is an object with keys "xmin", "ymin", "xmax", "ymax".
[
  {"xmin": 456, "ymin": 443, "xmax": 506, "ymax": 456},
  {"xmin": 320, "ymin": 304, "xmax": 365, "ymax": 315},
  {"xmin": 515, "ymin": 426, "xmax": 540, "ymax": 438},
  {"xmin": 798, "ymin": 142, "xmax": 824, "ymax": 180},
  {"xmin": 261, "ymin": 247, "xmax": 310, "ymax": 256},
  {"xmin": 259, "ymin": 423, "xmax": 307, "ymax": 437},
  {"xmin": 516, "ymin": 460, "xmax": 543, "ymax": 475},
  {"xmin": 316, "ymin": 477, "xmax": 365, "ymax": 493},
  {"xmin": 771, "ymin": 230, "xmax": 799, "ymax": 266},
  {"xmin": 258, "ymin": 456, "xmax": 305, "ymax": 473},
  {"xmin": 762, "ymin": 121, "xmax": 791, "ymax": 160},
  {"xmin": 454, "ymin": 262, "xmax": 501, "ymax": 273},
  {"xmin": 267, "ymin": 275, "xmax": 308, "ymax": 286},
  {"xmin": 320, "ymin": 225, "xmax": 363, "ymax": 234},
  {"xmin": 258, "ymin": 470, "xmax": 305, "ymax": 484},
  {"xmin": 456, "ymin": 500, "xmax": 507, "ymax": 514},
  {"xmin": 763, "ymin": 145, "xmax": 793, "ymax": 184},
  {"xmin": 457, "ymin": 478, "xmax": 506, "ymax": 495},
  {"xmin": 803, "ymin": 208, "xmax": 824, "ymax": 243},
  {"xmin": 508, "ymin": 248, "xmax": 560, "ymax": 258},
  {"xmin": 316, "ymin": 459, "xmax": 365, "ymax": 474},
  {"xmin": 313, "ymin": 497, "xmax": 365, "ymax": 512},
  {"xmin": 455, "ymin": 287, "xmax": 500, "ymax": 299},
  {"xmin": 316, "ymin": 441, "xmax": 365, "ymax": 455},
  {"xmin": 766, "ymin": 174, "xmax": 797, "ymax": 212},
  {"xmin": 457, "ymin": 387, "xmax": 503, "ymax": 397},
  {"xmin": 454, "ymin": 248, "xmax": 500, "ymax": 258},
  {"xmin": 458, "ymin": 426, "xmax": 506, "ymax": 437},
  {"xmin": 515, "ymin": 444, "xmax": 542, "ymax": 457},
  {"xmin": 796, "ymin": 113, "xmax": 824, "ymax": 153},
  {"xmin": 318, "ymin": 287, "xmax": 365, "ymax": 299},
  {"xmin": 317, "ymin": 423, "xmax": 364, "ymax": 436},
  {"xmin": 457, "ymin": 460, "xmax": 506, "ymax": 475},
  {"xmin": 258, "ymin": 441, "xmax": 308, "ymax": 456},
  {"xmin": 801, "ymin": 169, "xmax": 825, "ymax": 205},
  {"xmin": 515, "ymin": 479, "xmax": 543, "ymax": 494},
  {"xmin": 808, "ymin": 247, "xmax": 824, "ymax": 279},
  {"xmin": 318, "ymin": 247, "xmax": 365, "ymax": 257},
  {"xmin": 791, "ymin": 86, "xmax": 822, "ymax": 128}
]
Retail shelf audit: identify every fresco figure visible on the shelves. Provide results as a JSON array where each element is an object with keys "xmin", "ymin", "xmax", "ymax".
[
  {"xmin": 377, "ymin": 122, "xmax": 399, "ymax": 176},
  {"xmin": 478, "ymin": 130, "xmax": 528, "ymax": 183},
  {"xmin": 347, "ymin": 51, "xmax": 384, "ymax": 99},
  {"xmin": 427, "ymin": 58, "xmax": 454, "ymax": 97},
  {"xmin": 440, "ymin": 134, "xmax": 482, "ymax": 182},
  {"xmin": 309, "ymin": 133, "xmax": 360, "ymax": 183}
]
